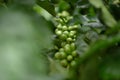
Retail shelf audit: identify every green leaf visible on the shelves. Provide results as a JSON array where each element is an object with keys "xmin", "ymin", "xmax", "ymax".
[
  {"xmin": 36, "ymin": 0, "xmax": 56, "ymax": 16},
  {"xmin": 89, "ymin": 0, "xmax": 117, "ymax": 27},
  {"xmin": 80, "ymin": 56, "xmax": 100, "ymax": 80},
  {"xmin": 58, "ymin": 0, "xmax": 70, "ymax": 11},
  {"xmin": 100, "ymin": 47, "xmax": 120, "ymax": 80},
  {"xmin": 64, "ymin": 0, "xmax": 78, "ymax": 5},
  {"xmin": 78, "ymin": 33, "xmax": 120, "ymax": 65},
  {"xmin": 89, "ymin": 0, "xmax": 103, "ymax": 8},
  {"xmin": 0, "ymin": 9, "xmax": 53, "ymax": 80}
]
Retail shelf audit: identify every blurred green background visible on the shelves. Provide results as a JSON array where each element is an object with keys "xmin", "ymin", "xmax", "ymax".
[{"xmin": 0, "ymin": 0, "xmax": 120, "ymax": 80}]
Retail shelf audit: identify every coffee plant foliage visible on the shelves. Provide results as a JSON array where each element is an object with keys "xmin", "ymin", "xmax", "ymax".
[{"xmin": 0, "ymin": 0, "xmax": 120, "ymax": 80}]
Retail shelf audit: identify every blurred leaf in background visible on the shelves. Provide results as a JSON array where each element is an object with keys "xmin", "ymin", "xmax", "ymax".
[
  {"xmin": 36, "ymin": 0, "xmax": 56, "ymax": 16},
  {"xmin": 0, "ymin": 0, "xmax": 120, "ymax": 80},
  {"xmin": 0, "ymin": 9, "xmax": 56, "ymax": 80},
  {"xmin": 100, "ymin": 46, "xmax": 120, "ymax": 80}
]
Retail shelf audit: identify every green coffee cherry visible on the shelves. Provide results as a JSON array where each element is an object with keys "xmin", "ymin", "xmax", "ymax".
[
  {"xmin": 73, "ymin": 39, "xmax": 76, "ymax": 41},
  {"xmin": 59, "ymin": 48, "xmax": 64, "ymax": 52},
  {"xmin": 70, "ymin": 43, "xmax": 76, "ymax": 50},
  {"xmin": 60, "ymin": 59, "xmax": 68, "ymax": 67},
  {"xmin": 69, "ymin": 33, "xmax": 74, "ymax": 37},
  {"xmin": 57, "ymin": 24, "xmax": 62, "ymax": 29},
  {"xmin": 62, "ymin": 26, "xmax": 68, "ymax": 31},
  {"xmin": 61, "ymin": 42, "xmax": 66, "ymax": 47},
  {"xmin": 59, "ymin": 18, "xmax": 63, "ymax": 23},
  {"xmin": 55, "ymin": 29, "xmax": 62, "ymax": 36},
  {"xmin": 57, "ymin": 13, "xmax": 63, "ymax": 17},
  {"xmin": 60, "ymin": 34, "xmax": 67, "ymax": 40},
  {"xmin": 61, "ymin": 11, "xmax": 69, "ymax": 17},
  {"xmin": 67, "ymin": 55, "xmax": 73, "ymax": 61},
  {"xmin": 70, "ymin": 31, "xmax": 76, "ymax": 35},
  {"xmin": 70, "ymin": 60, "xmax": 76, "ymax": 67},
  {"xmin": 68, "ymin": 26, "xmax": 73, "ymax": 30},
  {"xmin": 69, "ymin": 31, "xmax": 76, "ymax": 37},
  {"xmin": 68, "ymin": 25, "xmax": 78, "ymax": 30},
  {"xmin": 55, "ymin": 51, "xmax": 67, "ymax": 59},
  {"xmin": 63, "ymin": 31, "xmax": 69, "ymax": 36},
  {"xmin": 60, "ymin": 51, "xmax": 67, "ymax": 58},
  {"xmin": 72, "ymin": 50, "xmax": 77, "ymax": 57},
  {"xmin": 73, "ymin": 25, "xmax": 78, "ymax": 29},
  {"xmin": 73, "ymin": 35, "xmax": 76, "ymax": 38},
  {"xmin": 67, "ymin": 16, "xmax": 73, "ymax": 20},
  {"xmin": 67, "ymin": 37, "xmax": 73, "ymax": 42},
  {"xmin": 55, "ymin": 28, "xmax": 59, "ymax": 32},
  {"xmin": 54, "ymin": 52, "xmax": 61, "ymax": 59},
  {"xmin": 64, "ymin": 44, "xmax": 71, "ymax": 53}
]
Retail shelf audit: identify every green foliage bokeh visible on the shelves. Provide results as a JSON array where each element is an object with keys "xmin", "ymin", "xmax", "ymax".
[{"xmin": 0, "ymin": 0, "xmax": 120, "ymax": 80}]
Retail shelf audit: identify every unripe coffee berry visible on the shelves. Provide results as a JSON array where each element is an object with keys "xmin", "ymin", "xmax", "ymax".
[
  {"xmin": 68, "ymin": 25, "xmax": 78, "ymax": 30},
  {"xmin": 63, "ymin": 31, "xmax": 69, "ymax": 36},
  {"xmin": 73, "ymin": 35, "xmax": 76, "ymax": 38},
  {"xmin": 70, "ymin": 43, "xmax": 76, "ymax": 50},
  {"xmin": 70, "ymin": 60, "xmax": 76, "ymax": 67},
  {"xmin": 57, "ymin": 24, "xmax": 62, "ymax": 29},
  {"xmin": 68, "ymin": 26, "xmax": 73, "ymax": 30},
  {"xmin": 64, "ymin": 44, "xmax": 71, "ymax": 53},
  {"xmin": 73, "ymin": 39, "xmax": 76, "ymax": 41},
  {"xmin": 54, "ymin": 52, "xmax": 61, "ymax": 59},
  {"xmin": 73, "ymin": 25, "xmax": 78, "ymax": 29},
  {"xmin": 60, "ymin": 52, "xmax": 67, "ymax": 58},
  {"xmin": 60, "ymin": 59, "xmax": 68, "ymax": 67},
  {"xmin": 69, "ymin": 33, "xmax": 74, "ymax": 37},
  {"xmin": 67, "ymin": 55, "xmax": 73, "ymax": 61},
  {"xmin": 62, "ymin": 26, "xmax": 68, "ymax": 31},
  {"xmin": 67, "ymin": 37, "xmax": 73, "ymax": 42},
  {"xmin": 72, "ymin": 50, "xmax": 77, "ymax": 57},
  {"xmin": 67, "ymin": 16, "xmax": 73, "ymax": 20},
  {"xmin": 61, "ymin": 42, "xmax": 66, "ymax": 47},
  {"xmin": 60, "ymin": 34, "xmax": 67, "ymax": 40},
  {"xmin": 69, "ymin": 31, "xmax": 76, "ymax": 37},
  {"xmin": 59, "ymin": 48, "xmax": 64, "ymax": 52},
  {"xmin": 70, "ymin": 31, "xmax": 76, "ymax": 35},
  {"xmin": 62, "ymin": 11, "xmax": 69, "ymax": 17},
  {"xmin": 58, "ymin": 13, "xmax": 62, "ymax": 16},
  {"xmin": 55, "ymin": 30, "xmax": 62, "ymax": 36}
]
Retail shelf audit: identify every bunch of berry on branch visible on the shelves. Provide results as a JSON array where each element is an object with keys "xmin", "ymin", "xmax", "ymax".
[{"xmin": 54, "ymin": 11, "xmax": 79, "ymax": 68}]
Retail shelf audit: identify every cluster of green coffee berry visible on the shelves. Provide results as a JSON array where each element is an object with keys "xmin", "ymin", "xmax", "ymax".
[{"xmin": 54, "ymin": 11, "xmax": 79, "ymax": 68}]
